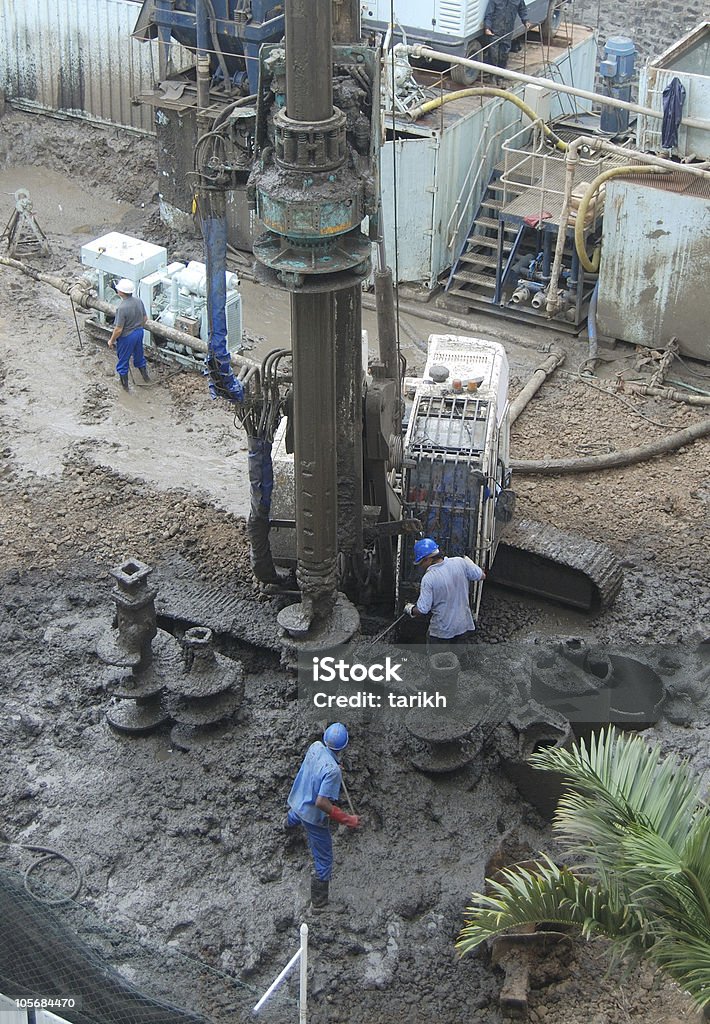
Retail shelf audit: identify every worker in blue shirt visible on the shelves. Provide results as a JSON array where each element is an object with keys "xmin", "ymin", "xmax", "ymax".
[
  {"xmin": 286, "ymin": 723, "xmax": 360, "ymax": 910},
  {"xmin": 483, "ymin": 0, "xmax": 530, "ymax": 77},
  {"xmin": 405, "ymin": 538, "xmax": 486, "ymax": 651}
]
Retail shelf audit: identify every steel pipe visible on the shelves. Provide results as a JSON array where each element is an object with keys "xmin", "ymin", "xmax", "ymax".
[
  {"xmin": 286, "ymin": 0, "xmax": 332, "ymax": 122},
  {"xmin": 405, "ymin": 45, "xmax": 710, "ymax": 133},
  {"xmin": 509, "ymin": 350, "xmax": 565, "ymax": 425}
]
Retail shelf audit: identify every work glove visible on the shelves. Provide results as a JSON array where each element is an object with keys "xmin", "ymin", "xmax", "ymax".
[
  {"xmin": 330, "ymin": 805, "xmax": 361, "ymax": 828},
  {"xmin": 404, "ymin": 602, "xmax": 416, "ymax": 618}
]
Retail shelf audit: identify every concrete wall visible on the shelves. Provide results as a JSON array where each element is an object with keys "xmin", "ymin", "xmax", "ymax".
[{"xmin": 570, "ymin": 0, "xmax": 708, "ymax": 62}]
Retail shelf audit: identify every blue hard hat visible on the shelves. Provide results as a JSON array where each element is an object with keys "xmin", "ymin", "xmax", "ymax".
[
  {"xmin": 413, "ymin": 538, "xmax": 440, "ymax": 564},
  {"xmin": 323, "ymin": 722, "xmax": 349, "ymax": 751}
]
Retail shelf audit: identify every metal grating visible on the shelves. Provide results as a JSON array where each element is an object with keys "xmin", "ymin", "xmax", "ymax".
[
  {"xmin": 409, "ymin": 394, "xmax": 489, "ymax": 456},
  {"xmin": 628, "ymin": 169, "xmax": 710, "ymax": 199}
]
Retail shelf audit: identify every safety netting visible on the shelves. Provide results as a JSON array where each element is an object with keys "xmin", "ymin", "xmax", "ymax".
[{"xmin": 0, "ymin": 865, "xmax": 238, "ymax": 1024}]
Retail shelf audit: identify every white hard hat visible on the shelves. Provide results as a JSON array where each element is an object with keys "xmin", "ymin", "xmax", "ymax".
[{"xmin": 116, "ymin": 278, "xmax": 135, "ymax": 295}]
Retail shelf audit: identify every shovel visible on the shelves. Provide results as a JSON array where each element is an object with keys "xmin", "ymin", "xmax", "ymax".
[{"xmin": 368, "ymin": 610, "xmax": 409, "ymax": 647}]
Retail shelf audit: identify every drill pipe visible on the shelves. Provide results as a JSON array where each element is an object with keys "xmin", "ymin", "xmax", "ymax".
[
  {"xmin": 290, "ymin": 289, "xmax": 339, "ymax": 620},
  {"xmin": 285, "ymin": 0, "xmax": 332, "ymax": 122},
  {"xmin": 283, "ymin": 0, "xmax": 340, "ymax": 623}
]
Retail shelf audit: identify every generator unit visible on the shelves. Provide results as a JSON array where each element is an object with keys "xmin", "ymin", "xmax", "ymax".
[{"xmin": 80, "ymin": 232, "xmax": 243, "ymax": 367}]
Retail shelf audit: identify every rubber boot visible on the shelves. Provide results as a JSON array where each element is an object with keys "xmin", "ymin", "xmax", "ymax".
[
  {"xmin": 309, "ymin": 877, "xmax": 345, "ymax": 914},
  {"xmin": 310, "ymin": 877, "xmax": 329, "ymax": 912},
  {"xmin": 119, "ymin": 374, "xmax": 129, "ymax": 391},
  {"xmin": 139, "ymin": 366, "xmax": 151, "ymax": 382}
]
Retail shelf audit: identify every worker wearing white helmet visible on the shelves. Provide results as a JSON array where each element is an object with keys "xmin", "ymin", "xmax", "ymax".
[{"xmin": 107, "ymin": 278, "xmax": 150, "ymax": 391}]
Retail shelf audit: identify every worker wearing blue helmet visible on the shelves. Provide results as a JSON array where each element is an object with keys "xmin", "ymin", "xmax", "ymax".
[
  {"xmin": 286, "ymin": 723, "xmax": 360, "ymax": 910},
  {"xmin": 405, "ymin": 538, "xmax": 486, "ymax": 650}
]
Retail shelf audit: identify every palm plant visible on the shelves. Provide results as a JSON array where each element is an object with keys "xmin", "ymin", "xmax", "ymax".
[{"xmin": 457, "ymin": 727, "xmax": 710, "ymax": 1009}]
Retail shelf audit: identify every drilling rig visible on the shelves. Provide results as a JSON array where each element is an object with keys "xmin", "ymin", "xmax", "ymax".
[
  {"xmin": 187, "ymin": 0, "xmax": 622, "ymax": 649},
  {"xmin": 247, "ymin": 0, "xmax": 396, "ymax": 649}
]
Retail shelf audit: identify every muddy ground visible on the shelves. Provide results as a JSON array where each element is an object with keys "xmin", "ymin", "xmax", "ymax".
[{"xmin": 1, "ymin": 109, "xmax": 709, "ymax": 1024}]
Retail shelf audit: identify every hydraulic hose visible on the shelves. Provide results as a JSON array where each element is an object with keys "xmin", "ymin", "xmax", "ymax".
[
  {"xmin": 511, "ymin": 416, "xmax": 710, "ymax": 474},
  {"xmin": 211, "ymin": 93, "xmax": 257, "ymax": 131},
  {"xmin": 0, "ymin": 834, "xmax": 82, "ymax": 905},
  {"xmin": 574, "ymin": 166, "xmax": 667, "ymax": 273},
  {"xmin": 408, "ymin": 88, "xmax": 568, "ymax": 152},
  {"xmin": 586, "ymin": 280, "xmax": 599, "ymax": 371},
  {"xmin": 204, "ymin": 0, "xmax": 231, "ymax": 91}
]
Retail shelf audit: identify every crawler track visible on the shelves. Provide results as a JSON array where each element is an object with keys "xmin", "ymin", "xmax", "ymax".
[{"xmin": 489, "ymin": 518, "xmax": 624, "ymax": 611}]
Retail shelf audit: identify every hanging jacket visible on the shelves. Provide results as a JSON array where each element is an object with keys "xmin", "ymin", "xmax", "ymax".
[
  {"xmin": 661, "ymin": 76, "xmax": 686, "ymax": 150},
  {"xmin": 484, "ymin": 0, "xmax": 529, "ymax": 36}
]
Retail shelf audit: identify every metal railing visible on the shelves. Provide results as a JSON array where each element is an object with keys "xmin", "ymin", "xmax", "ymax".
[
  {"xmin": 500, "ymin": 122, "xmax": 607, "ymax": 228},
  {"xmin": 446, "ymin": 111, "xmax": 531, "ymax": 274}
]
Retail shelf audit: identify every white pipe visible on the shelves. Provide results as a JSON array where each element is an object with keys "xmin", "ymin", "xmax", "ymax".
[
  {"xmin": 406, "ymin": 45, "xmax": 710, "ymax": 133},
  {"xmin": 546, "ymin": 145, "xmax": 578, "ymax": 315},
  {"xmin": 299, "ymin": 923, "xmax": 308, "ymax": 1024},
  {"xmin": 252, "ymin": 946, "xmax": 302, "ymax": 1014},
  {"xmin": 546, "ymin": 135, "xmax": 710, "ymax": 314},
  {"xmin": 566, "ymin": 135, "xmax": 710, "ymax": 181}
]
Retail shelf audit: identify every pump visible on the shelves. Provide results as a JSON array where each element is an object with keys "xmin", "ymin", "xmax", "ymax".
[{"xmin": 599, "ymin": 36, "xmax": 637, "ymax": 135}]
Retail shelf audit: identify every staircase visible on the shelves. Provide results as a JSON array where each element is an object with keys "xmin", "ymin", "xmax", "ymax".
[{"xmin": 446, "ymin": 172, "xmax": 525, "ymax": 305}]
